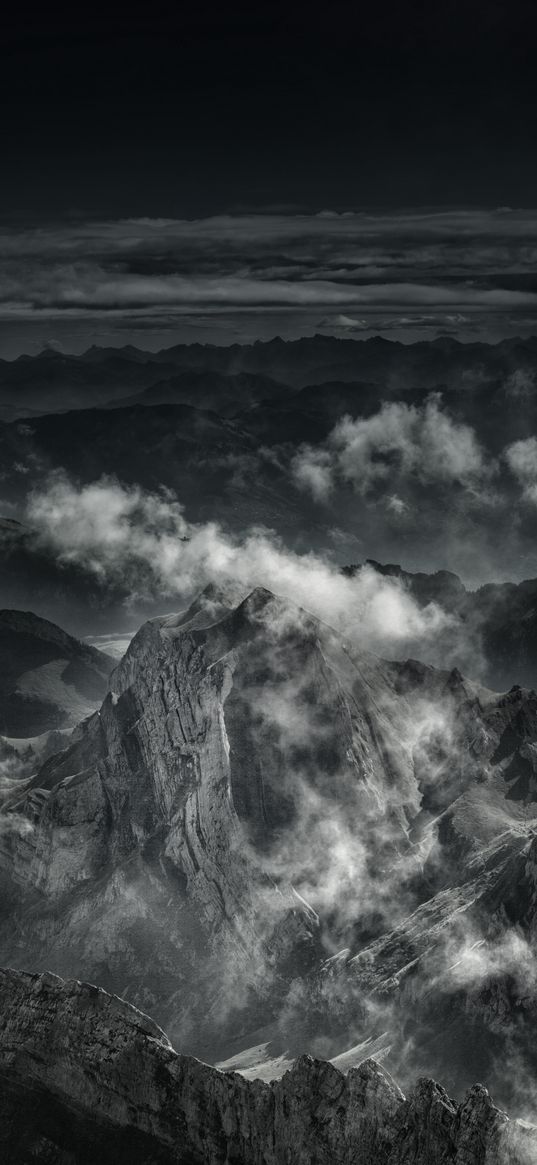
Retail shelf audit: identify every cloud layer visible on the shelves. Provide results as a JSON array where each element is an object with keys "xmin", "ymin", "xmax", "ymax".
[
  {"xmin": 27, "ymin": 471, "xmax": 483, "ymax": 670},
  {"xmin": 2, "ymin": 208, "xmax": 537, "ymax": 349}
]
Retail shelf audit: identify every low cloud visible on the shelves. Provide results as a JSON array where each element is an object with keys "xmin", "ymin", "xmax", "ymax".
[
  {"xmin": 293, "ymin": 395, "xmax": 494, "ymax": 502},
  {"xmin": 504, "ymin": 369, "xmax": 536, "ymax": 399},
  {"xmin": 505, "ymin": 437, "xmax": 537, "ymax": 504},
  {"xmin": 2, "ymin": 209, "xmax": 537, "ymax": 337},
  {"xmin": 317, "ymin": 312, "xmax": 473, "ymax": 334},
  {"xmin": 385, "ymin": 494, "xmax": 410, "ymax": 517},
  {"xmin": 26, "ymin": 470, "xmax": 485, "ymax": 671},
  {"xmin": 292, "ymin": 448, "xmax": 334, "ymax": 503},
  {"xmin": 317, "ymin": 314, "xmax": 369, "ymax": 331}
]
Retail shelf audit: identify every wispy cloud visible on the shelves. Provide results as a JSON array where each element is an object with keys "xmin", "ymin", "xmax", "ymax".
[{"xmin": 27, "ymin": 470, "xmax": 483, "ymax": 670}]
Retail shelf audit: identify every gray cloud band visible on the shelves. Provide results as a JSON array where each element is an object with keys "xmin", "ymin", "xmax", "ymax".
[{"xmin": 2, "ymin": 209, "xmax": 537, "ymax": 322}]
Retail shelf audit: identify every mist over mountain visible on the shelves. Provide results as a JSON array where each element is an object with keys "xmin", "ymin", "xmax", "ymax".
[
  {"xmin": 2, "ymin": 336, "xmax": 537, "ymax": 607},
  {"xmin": 3, "ymin": 0, "xmax": 537, "ymax": 1152},
  {"xmin": 3, "ymin": 332, "xmax": 537, "ymax": 414},
  {"xmin": 346, "ymin": 561, "xmax": 537, "ymax": 692},
  {"xmin": 1, "ymin": 585, "xmax": 537, "ymax": 1114},
  {"xmin": 3, "ymin": 334, "xmax": 537, "ymax": 1160}
]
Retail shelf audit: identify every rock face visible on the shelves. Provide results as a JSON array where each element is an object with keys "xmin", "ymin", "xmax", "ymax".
[
  {"xmin": 1, "ymin": 968, "xmax": 535, "ymax": 1165},
  {"xmin": 0, "ymin": 608, "xmax": 114, "ymax": 736},
  {"xmin": 1, "ymin": 586, "xmax": 537, "ymax": 1104}
]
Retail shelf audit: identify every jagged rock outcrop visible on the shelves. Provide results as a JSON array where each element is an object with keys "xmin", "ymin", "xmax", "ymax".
[
  {"xmin": 1, "ymin": 969, "xmax": 535, "ymax": 1165},
  {"xmin": 1, "ymin": 586, "xmax": 537, "ymax": 1099}
]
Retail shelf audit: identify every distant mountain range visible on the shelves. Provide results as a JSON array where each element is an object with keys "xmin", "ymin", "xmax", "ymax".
[{"xmin": 2, "ymin": 333, "xmax": 537, "ymax": 420}]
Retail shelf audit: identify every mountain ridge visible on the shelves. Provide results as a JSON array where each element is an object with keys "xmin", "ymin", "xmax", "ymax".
[
  {"xmin": 1, "ymin": 967, "xmax": 535, "ymax": 1165},
  {"xmin": 348, "ymin": 560, "xmax": 537, "ymax": 690},
  {"xmin": 1, "ymin": 584, "xmax": 537, "ymax": 1107}
]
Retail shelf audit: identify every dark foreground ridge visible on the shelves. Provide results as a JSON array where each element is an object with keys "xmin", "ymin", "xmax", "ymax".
[{"xmin": 0, "ymin": 969, "xmax": 535, "ymax": 1165}]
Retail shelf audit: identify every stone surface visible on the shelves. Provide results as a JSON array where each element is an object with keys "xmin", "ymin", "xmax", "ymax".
[
  {"xmin": 1, "ymin": 587, "xmax": 537, "ymax": 1100},
  {"xmin": 2, "ymin": 969, "xmax": 536, "ymax": 1165}
]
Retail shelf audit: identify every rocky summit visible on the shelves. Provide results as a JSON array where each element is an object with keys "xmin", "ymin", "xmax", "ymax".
[
  {"xmin": 1, "ymin": 968, "xmax": 536, "ymax": 1165},
  {"xmin": 1, "ymin": 585, "xmax": 537, "ymax": 1114}
]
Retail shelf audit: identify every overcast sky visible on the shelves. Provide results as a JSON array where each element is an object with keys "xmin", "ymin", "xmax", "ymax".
[
  {"xmin": 1, "ymin": 207, "xmax": 537, "ymax": 355},
  {"xmin": 3, "ymin": 1, "xmax": 536, "ymax": 214},
  {"xmin": 1, "ymin": 1, "xmax": 536, "ymax": 354}
]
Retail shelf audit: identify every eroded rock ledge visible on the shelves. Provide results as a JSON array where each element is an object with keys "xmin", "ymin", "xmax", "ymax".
[{"xmin": 0, "ymin": 968, "xmax": 535, "ymax": 1164}]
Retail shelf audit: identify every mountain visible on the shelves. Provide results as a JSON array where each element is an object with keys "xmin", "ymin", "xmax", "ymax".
[
  {"xmin": 76, "ymin": 333, "xmax": 537, "ymax": 391},
  {"xmin": 3, "ymin": 335, "xmax": 537, "ymax": 647},
  {"xmin": 1, "ymin": 968, "xmax": 535, "ymax": 1165},
  {"xmin": 1, "ymin": 585, "xmax": 537, "ymax": 1112},
  {"xmin": 0, "ymin": 402, "xmax": 288, "ymax": 525},
  {"xmin": 351, "ymin": 560, "xmax": 537, "ymax": 690},
  {"xmin": 0, "ymin": 608, "xmax": 114, "ymax": 736},
  {"xmin": 0, "ymin": 519, "xmax": 156, "ymax": 637},
  {"xmin": 107, "ymin": 370, "xmax": 288, "ymax": 416},
  {"xmin": 0, "ymin": 349, "xmax": 190, "ymax": 416},
  {"xmin": 0, "ymin": 396, "xmax": 301, "ymax": 635},
  {"xmin": 3, "ymin": 333, "xmax": 537, "ymax": 419}
]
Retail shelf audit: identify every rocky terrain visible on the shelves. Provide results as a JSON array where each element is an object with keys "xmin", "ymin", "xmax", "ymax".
[
  {"xmin": 1, "ymin": 584, "xmax": 537, "ymax": 1114},
  {"xmin": 1, "ymin": 968, "xmax": 536, "ymax": 1165}
]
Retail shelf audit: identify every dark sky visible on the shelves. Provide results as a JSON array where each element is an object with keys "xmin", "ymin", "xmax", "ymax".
[
  {"xmin": 1, "ymin": 0, "xmax": 536, "ymax": 354},
  {"xmin": 2, "ymin": 0, "xmax": 537, "ymax": 218}
]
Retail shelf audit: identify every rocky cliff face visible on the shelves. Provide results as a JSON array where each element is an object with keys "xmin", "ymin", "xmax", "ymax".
[
  {"xmin": 1, "ymin": 586, "xmax": 537, "ymax": 1102},
  {"xmin": 1, "ymin": 968, "xmax": 535, "ymax": 1165}
]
